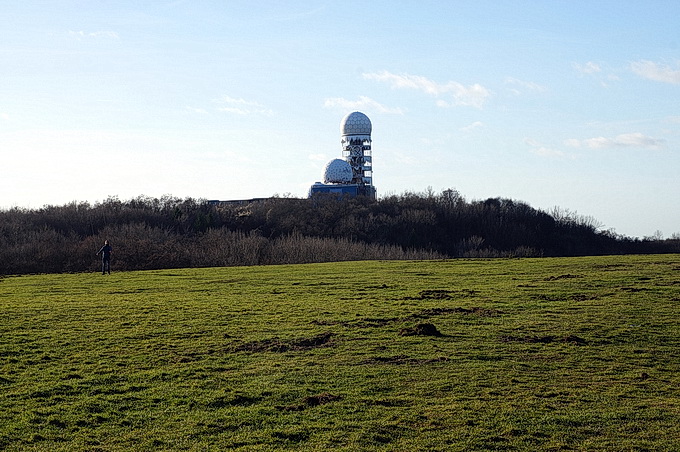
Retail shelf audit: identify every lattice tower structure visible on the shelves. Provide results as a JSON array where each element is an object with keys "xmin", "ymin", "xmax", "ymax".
[{"xmin": 340, "ymin": 111, "xmax": 375, "ymax": 199}]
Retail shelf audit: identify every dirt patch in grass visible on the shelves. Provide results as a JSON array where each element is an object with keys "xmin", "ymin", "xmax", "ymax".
[
  {"xmin": 406, "ymin": 288, "xmax": 478, "ymax": 300},
  {"xmin": 500, "ymin": 334, "xmax": 587, "ymax": 345},
  {"xmin": 545, "ymin": 274, "xmax": 583, "ymax": 281},
  {"xmin": 620, "ymin": 287, "xmax": 649, "ymax": 292},
  {"xmin": 206, "ymin": 393, "xmax": 259, "ymax": 408},
  {"xmin": 279, "ymin": 393, "xmax": 341, "ymax": 411},
  {"xmin": 358, "ymin": 317, "xmax": 400, "ymax": 327},
  {"xmin": 369, "ymin": 398, "xmax": 411, "ymax": 407},
  {"xmin": 366, "ymin": 283, "xmax": 390, "ymax": 289},
  {"xmin": 399, "ymin": 323, "xmax": 443, "ymax": 337},
  {"xmin": 598, "ymin": 263, "xmax": 628, "ymax": 270},
  {"xmin": 234, "ymin": 332, "xmax": 333, "ymax": 353},
  {"xmin": 416, "ymin": 289, "xmax": 453, "ymax": 300},
  {"xmin": 312, "ymin": 306, "xmax": 501, "ymax": 330},
  {"xmin": 272, "ymin": 430, "xmax": 310, "ymax": 442},
  {"xmin": 532, "ymin": 293, "xmax": 596, "ymax": 302}
]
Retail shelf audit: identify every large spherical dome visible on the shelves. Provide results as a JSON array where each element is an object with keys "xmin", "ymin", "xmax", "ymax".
[
  {"xmin": 340, "ymin": 111, "xmax": 372, "ymax": 137},
  {"xmin": 323, "ymin": 159, "xmax": 353, "ymax": 184}
]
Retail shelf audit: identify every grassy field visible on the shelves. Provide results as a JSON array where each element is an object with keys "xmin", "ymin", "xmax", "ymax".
[{"xmin": 1, "ymin": 255, "xmax": 679, "ymax": 451}]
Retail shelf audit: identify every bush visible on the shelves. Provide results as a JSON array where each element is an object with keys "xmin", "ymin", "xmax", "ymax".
[{"xmin": 0, "ymin": 191, "xmax": 673, "ymax": 275}]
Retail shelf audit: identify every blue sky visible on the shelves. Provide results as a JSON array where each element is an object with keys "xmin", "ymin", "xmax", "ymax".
[{"xmin": 1, "ymin": 1, "xmax": 678, "ymax": 238}]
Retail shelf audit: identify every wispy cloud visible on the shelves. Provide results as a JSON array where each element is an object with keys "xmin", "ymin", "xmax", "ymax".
[
  {"xmin": 363, "ymin": 71, "xmax": 491, "ymax": 109},
  {"xmin": 214, "ymin": 96, "xmax": 274, "ymax": 116},
  {"xmin": 505, "ymin": 77, "xmax": 546, "ymax": 95},
  {"xmin": 323, "ymin": 96, "xmax": 403, "ymax": 114},
  {"xmin": 69, "ymin": 30, "xmax": 120, "ymax": 39},
  {"xmin": 524, "ymin": 138, "xmax": 567, "ymax": 158},
  {"xmin": 573, "ymin": 61, "xmax": 601, "ymax": 75},
  {"xmin": 565, "ymin": 132, "xmax": 665, "ymax": 150},
  {"xmin": 460, "ymin": 121, "xmax": 484, "ymax": 132},
  {"xmin": 1, "ymin": 113, "xmax": 9, "ymax": 121},
  {"xmin": 631, "ymin": 60, "xmax": 680, "ymax": 85},
  {"xmin": 573, "ymin": 61, "xmax": 619, "ymax": 87}
]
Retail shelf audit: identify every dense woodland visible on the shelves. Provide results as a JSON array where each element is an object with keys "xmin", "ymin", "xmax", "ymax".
[{"xmin": 1, "ymin": 189, "xmax": 677, "ymax": 275}]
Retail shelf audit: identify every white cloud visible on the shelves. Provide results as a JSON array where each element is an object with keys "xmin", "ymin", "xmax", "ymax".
[
  {"xmin": 532, "ymin": 146, "xmax": 566, "ymax": 158},
  {"xmin": 460, "ymin": 121, "xmax": 483, "ymax": 132},
  {"xmin": 631, "ymin": 60, "xmax": 680, "ymax": 85},
  {"xmin": 573, "ymin": 61, "xmax": 619, "ymax": 87},
  {"xmin": 363, "ymin": 71, "xmax": 491, "ymax": 109},
  {"xmin": 323, "ymin": 96, "xmax": 403, "ymax": 114},
  {"xmin": 565, "ymin": 132, "xmax": 665, "ymax": 150},
  {"xmin": 524, "ymin": 137, "xmax": 567, "ymax": 158},
  {"xmin": 1, "ymin": 113, "xmax": 8, "ymax": 121},
  {"xmin": 505, "ymin": 77, "xmax": 547, "ymax": 94},
  {"xmin": 214, "ymin": 96, "xmax": 273, "ymax": 115},
  {"xmin": 308, "ymin": 153, "xmax": 328, "ymax": 162},
  {"xmin": 573, "ymin": 61, "xmax": 601, "ymax": 75},
  {"xmin": 69, "ymin": 30, "xmax": 119, "ymax": 39},
  {"xmin": 615, "ymin": 133, "xmax": 664, "ymax": 148}
]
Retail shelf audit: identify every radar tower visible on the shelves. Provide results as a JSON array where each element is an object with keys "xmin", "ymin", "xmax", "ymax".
[{"xmin": 340, "ymin": 112, "xmax": 375, "ymax": 199}]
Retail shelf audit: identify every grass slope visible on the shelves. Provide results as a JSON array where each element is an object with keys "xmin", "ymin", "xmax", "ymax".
[{"xmin": 1, "ymin": 255, "xmax": 679, "ymax": 451}]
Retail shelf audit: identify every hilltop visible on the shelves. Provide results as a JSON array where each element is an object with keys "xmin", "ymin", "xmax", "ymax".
[{"xmin": 1, "ymin": 189, "xmax": 678, "ymax": 274}]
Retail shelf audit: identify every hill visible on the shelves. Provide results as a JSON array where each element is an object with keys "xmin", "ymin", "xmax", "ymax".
[
  {"xmin": 1, "ymin": 190, "xmax": 678, "ymax": 275},
  {"xmin": 1, "ymin": 255, "xmax": 678, "ymax": 450}
]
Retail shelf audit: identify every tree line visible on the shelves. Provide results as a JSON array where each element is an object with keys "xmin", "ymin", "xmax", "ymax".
[{"xmin": 0, "ymin": 190, "xmax": 677, "ymax": 275}]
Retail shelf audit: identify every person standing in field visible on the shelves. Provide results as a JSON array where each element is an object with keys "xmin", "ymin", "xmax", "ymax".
[{"xmin": 96, "ymin": 240, "xmax": 112, "ymax": 275}]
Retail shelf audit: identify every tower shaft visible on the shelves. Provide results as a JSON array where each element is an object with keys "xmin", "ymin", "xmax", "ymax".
[{"xmin": 341, "ymin": 136, "xmax": 374, "ymax": 198}]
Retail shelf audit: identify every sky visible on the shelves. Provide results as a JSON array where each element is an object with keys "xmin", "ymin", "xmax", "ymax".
[{"xmin": 1, "ymin": 0, "xmax": 679, "ymax": 239}]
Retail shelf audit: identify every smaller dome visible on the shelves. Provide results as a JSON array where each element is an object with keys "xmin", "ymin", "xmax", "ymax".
[
  {"xmin": 323, "ymin": 159, "xmax": 353, "ymax": 184},
  {"xmin": 341, "ymin": 111, "xmax": 372, "ymax": 137}
]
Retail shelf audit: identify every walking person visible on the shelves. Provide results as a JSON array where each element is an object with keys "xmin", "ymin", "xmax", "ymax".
[{"xmin": 96, "ymin": 240, "xmax": 113, "ymax": 275}]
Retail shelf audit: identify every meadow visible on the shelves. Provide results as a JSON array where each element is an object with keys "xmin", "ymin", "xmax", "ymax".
[{"xmin": 0, "ymin": 255, "xmax": 678, "ymax": 451}]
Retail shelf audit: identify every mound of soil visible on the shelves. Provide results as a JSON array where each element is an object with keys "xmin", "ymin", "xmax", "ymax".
[
  {"xmin": 407, "ymin": 288, "xmax": 479, "ymax": 300},
  {"xmin": 414, "ymin": 289, "xmax": 453, "ymax": 300},
  {"xmin": 399, "ymin": 323, "xmax": 442, "ymax": 337}
]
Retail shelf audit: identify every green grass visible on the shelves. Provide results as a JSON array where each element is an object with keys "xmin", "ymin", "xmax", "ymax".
[{"xmin": 1, "ymin": 255, "xmax": 679, "ymax": 451}]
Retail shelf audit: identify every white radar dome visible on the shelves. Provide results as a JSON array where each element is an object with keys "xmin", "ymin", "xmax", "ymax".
[
  {"xmin": 323, "ymin": 159, "xmax": 353, "ymax": 184},
  {"xmin": 341, "ymin": 111, "xmax": 372, "ymax": 137}
]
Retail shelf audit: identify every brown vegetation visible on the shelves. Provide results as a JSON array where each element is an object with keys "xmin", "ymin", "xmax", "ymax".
[{"xmin": 1, "ymin": 190, "xmax": 677, "ymax": 274}]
